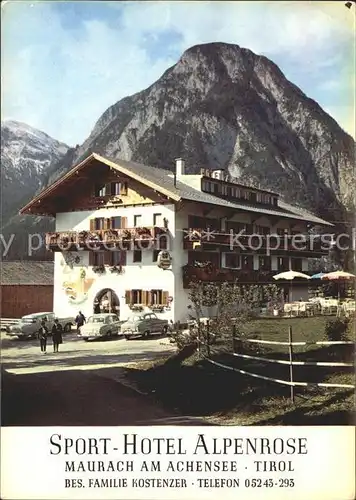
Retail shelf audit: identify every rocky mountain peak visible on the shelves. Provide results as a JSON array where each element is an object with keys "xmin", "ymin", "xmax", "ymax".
[{"xmin": 1, "ymin": 120, "xmax": 70, "ymax": 227}]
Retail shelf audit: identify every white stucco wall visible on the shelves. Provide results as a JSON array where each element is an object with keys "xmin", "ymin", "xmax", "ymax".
[
  {"xmin": 54, "ymin": 204, "xmax": 179, "ymax": 321},
  {"xmin": 173, "ymin": 210, "xmax": 191, "ymax": 322}
]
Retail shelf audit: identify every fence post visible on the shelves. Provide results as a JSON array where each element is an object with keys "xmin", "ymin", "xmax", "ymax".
[
  {"xmin": 206, "ymin": 320, "xmax": 210, "ymax": 358},
  {"xmin": 196, "ymin": 321, "xmax": 201, "ymax": 356},
  {"xmin": 232, "ymin": 325, "xmax": 237, "ymax": 352},
  {"xmin": 288, "ymin": 325, "xmax": 295, "ymax": 403}
]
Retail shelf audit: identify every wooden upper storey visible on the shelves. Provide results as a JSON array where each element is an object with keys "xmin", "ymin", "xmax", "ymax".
[{"xmin": 20, "ymin": 153, "xmax": 332, "ymax": 230}]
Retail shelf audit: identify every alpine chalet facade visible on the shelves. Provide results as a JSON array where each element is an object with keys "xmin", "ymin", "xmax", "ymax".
[{"xmin": 20, "ymin": 153, "xmax": 333, "ymax": 322}]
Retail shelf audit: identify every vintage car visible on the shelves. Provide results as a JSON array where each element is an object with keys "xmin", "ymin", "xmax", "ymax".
[
  {"xmin": 121, "ymin": 312, "xmax": 169, "ymax": 339},
  {"xmin": 77, "ymin": 313, "xmax": 124, "ymax": 341},
  {"xmin": 6, "ymin": 312, "xmax": 75, "ymax": 340}
]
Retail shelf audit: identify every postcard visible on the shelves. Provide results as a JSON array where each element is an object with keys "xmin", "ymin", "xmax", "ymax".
[{"xmin": 1, "ymin": 1, "xmax": 355, "ymax": 499}]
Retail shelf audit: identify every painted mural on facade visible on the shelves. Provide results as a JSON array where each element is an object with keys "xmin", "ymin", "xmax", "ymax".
[{"xmin": 60, "ymin": 253, "xmax": 94, "ymax": 305}]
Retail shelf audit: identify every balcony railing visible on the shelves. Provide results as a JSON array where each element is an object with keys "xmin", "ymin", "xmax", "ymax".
[
  {"xmin": 182, "ymin": 228, "xmax": 328, "ymax": 255},
  {"xmin": 46, "ymin": 226, "xmax": 169, "ymax": 251},
  {"xmin": 182, "ymin": 264, "xmax": 310, "ymax": 288}
]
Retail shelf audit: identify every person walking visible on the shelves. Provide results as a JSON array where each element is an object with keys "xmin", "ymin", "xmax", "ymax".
[
  {"xmin": 75, "ymin": 311, "xmax": 86, "ymax": 331},
  {"xmin": 52, "ymin": 319, "xmax": 63, "ymax": 353},
  {"xmin": 38, "ymin": 320, "xmax": 48, "ymax": 354}
]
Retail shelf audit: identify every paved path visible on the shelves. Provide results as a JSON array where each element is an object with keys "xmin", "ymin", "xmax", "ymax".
[{"xmin": 1, "ymin": 331, "xmax": 211, "ymax": 426}]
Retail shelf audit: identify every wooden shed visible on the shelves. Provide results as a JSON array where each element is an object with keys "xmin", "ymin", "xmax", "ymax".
[{"xmin": 1, "ymin": 261, "xmax": 54, "ymax": 318}]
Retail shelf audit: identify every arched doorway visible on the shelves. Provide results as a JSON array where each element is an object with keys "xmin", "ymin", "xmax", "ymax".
[{"xmin": 93, "ymin": 289, "xmax": 120, "ymax": 317}]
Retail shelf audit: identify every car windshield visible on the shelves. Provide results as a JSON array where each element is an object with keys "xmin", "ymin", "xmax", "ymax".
[
  {"xmin": 87, "ymin": 316, "xmax": 105, "ymax": 324},
  {"xmin": 21, "ymin": 317, "xmax": 37, "ymax": 324},
  {"xmin": 127, "ymin": 315, "xmax": 143, "ymax": 322}
]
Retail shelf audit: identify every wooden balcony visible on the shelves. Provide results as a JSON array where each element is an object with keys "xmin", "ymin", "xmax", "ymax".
[
  {"xmin": 46, "ymin": 226, "xmax": 168, "ymax": 251},
  {"xmin": 182, "ymin": 264, "xmax": 310, "ymax": 288},
  {"xmin": 182, "ymin": 229, "xmax": 328, "ymax": 256}
]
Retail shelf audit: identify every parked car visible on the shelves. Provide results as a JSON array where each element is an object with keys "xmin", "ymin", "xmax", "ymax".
[
  {"xmin": 6, "ymin": 312, "xmax": 74, "ymax": 340},
  {"xmin": 121, "ymin": 312, "xmax": 169, "ymax": 339},
  {"xmin": 77, "ymin": 314, "xmax": 124, "ymax": 341}
]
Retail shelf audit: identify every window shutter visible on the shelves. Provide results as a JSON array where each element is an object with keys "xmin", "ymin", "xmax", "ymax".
[
  {"xmin": 104, "ymin": 218, "xmax": 110, "ymax": 230},
  {"xmin": 121, "ymin": 182, "xmax": 128, "ymax": 195},
  {"xmin": 90, "ymin": 219, "xmax": 96, "ymax": 231},
  {"xmin": 125, "ymin": 290, "xmax": 131, "ymax": 305},
  {"xmin": 142, "ymin": 291, "xmax": 148, "ymax": 305},
  {"xmin": 121, "ymin": 217, "xmax": 127, "ymax": 229},
  {"xmin": 105, "ymin": 183, "xmax": 111, "ymax": 196},
  {"xmin": 162, "ymin": 291, "xmax": 169, "ymax": 305},
  {"xmin": 89, "ymin": 251, "xmax": 95, "ymax": 266},
  {"xmin": 120, "ymin": 251, "xmax": 127, "ymax": 266}
]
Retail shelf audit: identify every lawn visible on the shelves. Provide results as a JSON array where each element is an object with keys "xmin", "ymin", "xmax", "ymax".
[{"xmin": 123, "ymin": 316, "xmax": 355, "ymax": 425}]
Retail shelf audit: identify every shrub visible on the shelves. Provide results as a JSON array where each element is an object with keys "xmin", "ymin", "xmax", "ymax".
[{"xmin": 324, "ymin": 318, "xmax": 349, "ymax": 342}]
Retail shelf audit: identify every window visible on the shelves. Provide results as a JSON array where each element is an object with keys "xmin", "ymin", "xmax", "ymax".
[
  {"xmin": 89, "ymin": 216, "xmax": 127, "ymax": 231},
  {"xmin": 273, "ymin": 197, "xmax": 278, "ymax": 207},
  {"xmin": 241, "ymin": 255, "xmax": 253, "ymax": 269},
  {"xmin": 250, "ymin": 192, "xmax": 257, "ymax": 203},
  {"xmin": 156, "ymin": 234, "xmax": 168, "ymax": 250},
  {"xmin": 90, "ymin": 250, "xmax": 126, "ymax": 266},
  {"xmin": 133, "ymin": 250, "xmax": 142, "ymax": 263},
  {"xmin": 111, "ymin": 251, "xmax": 122, "ymax": 266},
  {"xmin": 94, "ymin": 218, "xmax": 105, "ymax": 230},
  {"xmin": 94, "ymin": 181, "xmax": 127, "ymax": 198},
  {"xmin": 277, "ymin": 257, "xmax": 289, "ymax": 271},
  {"xmin": 226, "ymin": 221, "xmax": 246, "ymax": 233},
  {"xmin": 111, "ymin": 182, "xmax": 121, "ymax": 195},
  {"xmin": 259, "ymin": 256, "xmax": 271, "ymax": 271},
  {"xmin": 291, "ymin": 258, "xmax": 302, "ymax": 272},
  {"xmin": 150, "ymin": 289, "xmax": 163, "ymax": 305},
  {"xmin": 225, "ymin": 253, "xmax": 241, "ymax": 269},
  {"xmin": 255, "ymin": 225, "xmax": 270, "ymax": 235},
  {"xmin": 132, "ymin": 290, "xmax": 143, "ymax": 304},
  {"xmin": 276, "ymin": 228, "xmax": 289, "ymax": 236},
  {"xmin": 134, "ymin": 215, "xmax": 142, "ymax": 227},
  {"xmin": 188, "ymin": 216, "xmax": 220, "ymax": 231},
  {"xmin": 93, "ymin": 252, "xmax": 105, "ymax": 266},
  {"xmin": 94, "ymin": 184, "xmax": 106, "ymax": 197},
  {"xmin": 111, "ymin": 216, "xmax": 121, "ymax": 229},
  {"xmin": 153, "ymin": 249, "xmax": 160, "ymax": 262},
  {"xmin": 153, "ymin": 213, "xmax": 162, "ymax": 226}
]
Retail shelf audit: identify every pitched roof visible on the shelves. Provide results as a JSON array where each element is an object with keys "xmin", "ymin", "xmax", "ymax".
[
  {"xmin": 20, "ymin": 153, "xmax": 333, "ymax": 226},
  {"xmin": 1, "ymin": 261, "xmax": 54, "ymax": 285}
]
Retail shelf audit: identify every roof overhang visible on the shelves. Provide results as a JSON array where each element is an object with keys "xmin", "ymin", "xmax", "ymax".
[{"xmin": 20, "ymin": 153, "xmax": 181, "ymax": 215}]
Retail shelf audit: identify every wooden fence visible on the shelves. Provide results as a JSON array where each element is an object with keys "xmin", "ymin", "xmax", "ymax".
[{"xmin": 197, "ymin": 326, "xmax": 355, "ymax": 402}]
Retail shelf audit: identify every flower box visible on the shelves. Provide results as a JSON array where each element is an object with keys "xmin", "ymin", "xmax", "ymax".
[
  {"xmin": 93, "ymin": 265, "xmax": 105, "ymax": 274},
  {"xmin": 109, "ymin": 265, "xmax": 124, "ymax": 274}
]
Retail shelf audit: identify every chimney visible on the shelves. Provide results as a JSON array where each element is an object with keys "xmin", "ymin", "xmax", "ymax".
[{"xmin": 175, "ymin": 158, "xmax": 185, "ymax": 177}]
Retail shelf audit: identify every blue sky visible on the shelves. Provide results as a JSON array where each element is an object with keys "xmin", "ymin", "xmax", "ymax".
[{"xmin": 2, "ymin": 1, "xmax": 355, "ymax": 145}]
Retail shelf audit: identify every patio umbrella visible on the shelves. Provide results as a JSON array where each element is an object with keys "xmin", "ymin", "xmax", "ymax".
[
  {"xmin": 310, "ymin": 272, "xmax": 325, "ymax": 279},
  {"xmin": 321, "ymin": 271, "xmax": 356, "ymax": 300},
  {"xmin": 273, "ymin": 270, "xmax": 311, "ymax": 303}
]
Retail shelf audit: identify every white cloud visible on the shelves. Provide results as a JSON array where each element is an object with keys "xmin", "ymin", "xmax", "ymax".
[{"xmin": 2, "ymin": 1, "xmax": 354, "ymax": 145}]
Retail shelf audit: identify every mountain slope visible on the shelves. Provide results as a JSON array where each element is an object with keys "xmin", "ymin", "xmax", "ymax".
[
  {"xmin": 50, "ymin": 42, "xmax": 354, "ymax": 220},
  {"xmin": 1, "ymin": 120, "xmax": 70, "ymax": 228}
]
